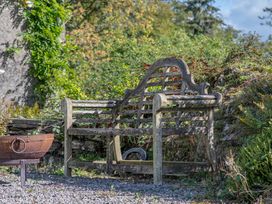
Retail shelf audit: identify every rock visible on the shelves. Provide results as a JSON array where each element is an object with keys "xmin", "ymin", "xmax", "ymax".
[
  {"xmin": 83, "ymin": 141, "xmax": 95, "ymax": 152},
  {"xmin": 0, "ymin": 1, "xmax": 35, "ymax": 106},
  {"xmin": 223, "ymin": 123, "xmax": 230, "ymax": 132},
  {"xmin": 48, "ymin": 156, "xmax": 55, "ymax": 167},
  {"xmin": 72, "ymin": 140, "xmax": 83, "ymax": 150}
]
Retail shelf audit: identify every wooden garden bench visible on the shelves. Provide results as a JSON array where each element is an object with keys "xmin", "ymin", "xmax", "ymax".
[{"xmin": 62, "ymin": 57, "xmax": 222, "ymax": 184}]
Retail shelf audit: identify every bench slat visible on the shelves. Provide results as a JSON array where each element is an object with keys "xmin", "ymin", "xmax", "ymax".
[
  {"xmin": 72, "ymin": 103, "xmax": 116, "ymax": 108},
  {"xmin": 167, "ymin": 95, "xmax": 217, "ymax": 100},
  {"xmin": 73, "ymin": 110, "xmax": 113, "ymax": 115},
  {"xmin": 120, "ymin": 109, "xmax": 152, "ymax": 115},
  {"xmin": 67, "ymin": 127, "xmax": 206, "ymax": 136},
  {"xmin": 149, "ymin": 72, "xmax": 181, "ymax": 79},
  {"xmin": 146, "ymin": 80, "xmax": 182, "ymax": 87},
  {"xmin": 125, "ymin": 101, "xmax": 153, "ymax": 107},
  {"xmin": 71, "ymin": 100, "xmax": 117, "ymax": 103},
  {"xmin": 144, "ymin": 91, "xmax": 181, "ymax": 96},
  {"xmin": 73, "ymin": 116, "xmax": 207, "ymax": 126}
]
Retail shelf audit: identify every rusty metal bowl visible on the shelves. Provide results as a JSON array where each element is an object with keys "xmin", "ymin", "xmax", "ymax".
[{"xmin": 0, "ymin": 134, "xmax": 54, "ymax": 160}]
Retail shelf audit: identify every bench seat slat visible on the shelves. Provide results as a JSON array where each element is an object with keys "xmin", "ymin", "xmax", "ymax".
[
  {"xmin": 67, "ymin": 127, "xmax": 206, "ymax": 136},
  {"xmin": 73, "ymin": 116, "xmax": 207, "ymax": 126}
]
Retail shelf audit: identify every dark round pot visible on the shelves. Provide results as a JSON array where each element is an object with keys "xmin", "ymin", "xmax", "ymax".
[{"xmin": 0, "ymin": 134, "xmax": 54, "ymax": 160}]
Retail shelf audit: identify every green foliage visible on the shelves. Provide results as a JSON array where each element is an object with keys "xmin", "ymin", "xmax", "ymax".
[
  {"xmin": 226, "ymin": 95, "xmax": 272, "ymax": 201},
  {"xmin": 5, "ymin": 47, "xmax": 21, "ymax": 55},
  {"xmin": 237, "ymin": 76, "xmax": 272, "ymax": 110},
  {"xmin": 38, "ymin": 97, "xmax": 63, "ymax": 120},
  {"xmin": 23, "ymin": 0, "xmax": 85, "ymax": 103},
  {"xmin": 72, "ymin": 168, "xmax": 100, "ymax": 177},
  {"xmin": 52, "ymin": 167, "xmax": 64, "ymax": 176},
  {"xmin": 10, "ymin": 103, "xmax": 40, "ymax": 119},
  {"xmin": 260, "ymin": 7, "xmax": 272, "ymax": 27},
  {"xmin": 66, "ymin": 0, "xmax": 271, "ymax": 101},
  {"xmin": 226, "ymin": 127, "xmax": 272, "ymax": 201},
  {"xmin": 173, "ymin": 0, "xmax": 223, "ymax": 35},
  {"xmin": 238, "ymin": 127, "xmax": 272, "ymax": 188},
  {"xmin": 239, "ymin": 95, "xmax": 272, "ymax": 134},
  {"xmin": 77, "ymin": 153, "xmax": 102, "ymax": 162},
  {"xmin": 0, "ymin": 103, "xmax": 44, "ymax": 136},
  {"xmin": 82, "ymin": 29, "xmax": 236, "ymax": 99},
  {"xmin": 15, "ymin": 0, "xmax": 271, "ymax": 105}
]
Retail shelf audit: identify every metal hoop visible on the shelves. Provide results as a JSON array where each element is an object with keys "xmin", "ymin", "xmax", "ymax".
[{"xmin": 11, "ymin": 138, "xmax": 26, "ymax": 154}]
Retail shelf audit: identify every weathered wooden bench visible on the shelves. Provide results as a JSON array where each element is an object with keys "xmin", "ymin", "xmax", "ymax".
[{"xmin": 62, "ymin": 57, "xmax": 221, "ymax": 184}]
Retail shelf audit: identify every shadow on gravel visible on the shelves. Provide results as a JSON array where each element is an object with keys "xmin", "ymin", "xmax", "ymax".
[
  {"xmin": 26, "ymin": 173, "xmax": 204, "ymax": 202},
  {"xmin": 0, "ymin": 180, "xmax": 9, "ymax": 185}
]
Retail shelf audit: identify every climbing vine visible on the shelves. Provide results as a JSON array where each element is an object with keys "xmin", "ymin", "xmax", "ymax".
[{"xmin": 22, "ymin": 0, "xmax": 85, "ymax": 103}]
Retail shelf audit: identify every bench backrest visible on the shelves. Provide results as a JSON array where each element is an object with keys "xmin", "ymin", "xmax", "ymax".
[
  {"xmin": 114, "ymin": 57, "xmax": 210, "ymax": 132},
  {"xmin": 68, "ymin": 57, "xmax": 213, "ymax": 137}
]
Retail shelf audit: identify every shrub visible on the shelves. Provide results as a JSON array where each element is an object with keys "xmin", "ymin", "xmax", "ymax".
[
  {"xmin": 83, "ymin": 30, "xmax": 236, "ymax": 99},
  {"xmin": 238, "ymin": 127, "xmax": 272, "ymax": 188},
  {"xmin": 239, "ymin": 95, "xmax": 272, "ymax": 135},
  {"xmin": 226, "ymin": 95, "xmax": 272, "ymax": 201},
  {"xmin": 10, "ymin": 103, "xmax": 40, "ymax": 119},
  {"xmin": 23, "ymin": 0, "xmax": 85, "ymax": 103}
]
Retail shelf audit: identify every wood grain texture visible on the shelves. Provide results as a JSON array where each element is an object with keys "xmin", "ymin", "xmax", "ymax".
[{"xmin": 63, "ymin": 98, "xmax": 73, "ymax": 177}]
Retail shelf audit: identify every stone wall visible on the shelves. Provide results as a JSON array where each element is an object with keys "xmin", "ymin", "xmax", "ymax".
[{"xmin": 0, "ymin": 1, "xmax": 35, "ymax": 105}]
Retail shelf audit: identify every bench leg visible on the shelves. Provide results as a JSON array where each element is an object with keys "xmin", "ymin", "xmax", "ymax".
[
  {"xmin": 207, "ymin": 108, "xmax": 217, "ymax": 171},
  {"xmin": 63, "ymin": 98, "xmax": 73, "ymax": 177},
  {"xmin": 64, "ymin": 135, "xmax": 72, "ymax": 177},
  {"xmin": 20, "ymin": 160, "xmax": 27, "ymax": 187},
  {"xmin": 106, "ymin": 136, "xmax": 113, "ymax": 174},
  {"xmin": 153, "ymin": 96, "xmax": 164, "ymax": 185}
]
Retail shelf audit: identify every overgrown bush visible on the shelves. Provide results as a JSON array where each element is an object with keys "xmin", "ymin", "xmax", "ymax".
[
  {"xmin": 83, "ymin": 30, "xmax": 238, "ymax": 99},
  {"xmin": 226, "ymin": 127, "xmax": 272, "ymax": 201},
  {"xmin": 238, "ymin": 127, "xmax": 272, "ymax": 188},
  {"xmin": 23, "ymin": 0, "xmax": 85, "ymax": 103},
  {"xmin": 10, "ymin": 103, "xmax": 40, "ymax": 119},
  {"xmin": 225, "ymin": 95, "xmax": 272, "ymax": 201},
  {"xmin": 239, "ymin": 95, "xmax": 272, "ymax": 135}
]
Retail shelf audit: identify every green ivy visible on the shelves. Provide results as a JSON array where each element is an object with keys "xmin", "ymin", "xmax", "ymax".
[{"xmin": 22, "ymin": 0, "xmax": 85, "ymax": 103}]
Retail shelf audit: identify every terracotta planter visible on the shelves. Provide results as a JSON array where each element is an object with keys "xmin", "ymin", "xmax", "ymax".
[{"xmin": 0, "ymin": 134, "xmax": 54, "ymax": 160}]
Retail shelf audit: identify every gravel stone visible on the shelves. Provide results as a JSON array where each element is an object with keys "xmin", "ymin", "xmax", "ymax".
[{"xmin": 0, "ymin": 172, "xmax": 206, "ymax": 204}]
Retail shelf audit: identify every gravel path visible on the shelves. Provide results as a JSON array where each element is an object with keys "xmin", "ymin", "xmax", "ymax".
[{"xmin": 0, "ymin": 172, "xmax": 207, "ymax": 204}]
